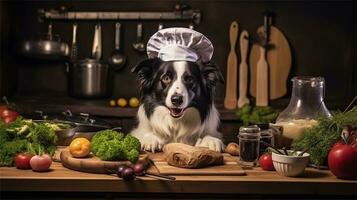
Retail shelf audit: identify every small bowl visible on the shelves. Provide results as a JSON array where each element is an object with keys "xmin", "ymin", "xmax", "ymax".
[{"xmin": 272, "ymin": 151, "xmax": 310, "ymax": 177}]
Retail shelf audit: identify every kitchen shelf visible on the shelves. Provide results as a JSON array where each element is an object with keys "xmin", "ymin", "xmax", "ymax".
[{"xmin": 9, "ymin": 95, "xmax": 239, "ymax": 121}]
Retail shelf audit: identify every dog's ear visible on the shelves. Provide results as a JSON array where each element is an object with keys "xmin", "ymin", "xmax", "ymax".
[
  {"xmin": 132, "ymin": 58, "xmax": 161, "ymax": 93},
  {"xmin": 201, "ymin": 62, "xmax": 224, "ymax": 87}
]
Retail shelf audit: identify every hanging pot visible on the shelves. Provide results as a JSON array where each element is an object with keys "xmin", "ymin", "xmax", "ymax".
[
  {"xmin": 19, "ymin": 23, "xmax": 69, "ymax": 60},
  {"xmin": 68, "ymin": 59, "xmax": 112, "ymax": 98}
]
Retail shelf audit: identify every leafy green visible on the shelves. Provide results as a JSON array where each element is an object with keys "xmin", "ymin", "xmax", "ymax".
[
  {"xmin": 91, "ymin": 130, "xmax": 140, "ymax": 162},
  {"xmin": 0, "ymin": 117, "xmax": 58, "ymax": 166},
  {"xmin": 0, "ymin": 140, "xmax": 28, "ymax": 166},
  {"xmin": 292, "ymin": 106, "xmax": 357, "ymax": 166},
  {"xmin": 27, "ymin": 123, "xmax": 57, "ymax": 152},
  {"xmin": 236, "ymin": 105, "xmax": 279, "ymax": 125}
]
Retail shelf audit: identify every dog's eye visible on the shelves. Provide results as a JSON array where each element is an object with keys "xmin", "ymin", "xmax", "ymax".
[
  {"xmin": 161, "ymin": 74, "xmax": 172, "ymax": 85},
  {"xmin": 184, "ymin": 76, "xmax": 194, "ymax": 84}
]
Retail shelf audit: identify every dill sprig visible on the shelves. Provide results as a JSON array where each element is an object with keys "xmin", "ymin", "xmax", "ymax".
[{"xmin": 292, "ymin": 106, "xmax": 357, "ymax": 166}]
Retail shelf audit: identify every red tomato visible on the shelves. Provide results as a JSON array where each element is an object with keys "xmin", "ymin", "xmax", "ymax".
[
  {"xmin": 1, "ymin": 109, "xmax": 18, "ymax": 119},
  {"xmin": 15, "ymin": 153, "xmax": 33, "ymax": 169},
  {"xmin": 30, "ymin": 154, "xmax": 52, "ymax": 172},
  {"xmin": 3, "ymin": 115, "xmax": 18, "ymax": 124},
  {"xmin": 259, "ymin": 153, "xmax": 275, "ymax": 171},
  {"xmin": 328, "ymin": 144, "xmax": 357, "ymax": 180}
]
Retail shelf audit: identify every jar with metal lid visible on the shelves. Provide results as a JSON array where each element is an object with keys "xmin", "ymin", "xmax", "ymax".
[{"xmin": 238, "ymin": 125, "xmax": 261, "ymax": 166}]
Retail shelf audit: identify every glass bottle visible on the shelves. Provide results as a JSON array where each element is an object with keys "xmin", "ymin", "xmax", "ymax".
[{"xmin": 275, "ymin": 76, "xmax": 331, "ymax": 147}]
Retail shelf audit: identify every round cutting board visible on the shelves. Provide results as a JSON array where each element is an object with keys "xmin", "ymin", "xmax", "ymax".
[
  {"xmin": 60, "ymin": 148, "xmax": 149, "ymax": 174},
  {"xmin": 249, "ymin": 26, "xmax": 292, "ymax": 100}
]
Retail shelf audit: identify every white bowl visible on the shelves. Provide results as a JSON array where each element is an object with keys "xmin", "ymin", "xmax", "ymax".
[{"xmin": 272, "ymin": 151, "xmax": 310, "ymax": 177}]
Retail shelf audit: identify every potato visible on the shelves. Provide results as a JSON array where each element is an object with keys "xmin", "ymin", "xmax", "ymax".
[{"xmin": 225, "ymin": 142, "xmax": 239, "ymax": 156}]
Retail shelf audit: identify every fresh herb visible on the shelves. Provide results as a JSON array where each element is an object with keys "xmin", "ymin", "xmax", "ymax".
[
  {"xmin": 236, "ymin": 105, "xmax": 279, "ymax": 125},
  {"xmin": 292, "ymin": 106, "xmax": 357, "ymax": 166},
  {"xmin": 91, "ymin": 130, "xmax": 141, "ymax": 163},
  {"xmin": 0, "ymin": 117, "xmax": 58, "ymax": 166}
]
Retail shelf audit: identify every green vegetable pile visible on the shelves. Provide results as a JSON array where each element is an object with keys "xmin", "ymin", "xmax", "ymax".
[
  {"xmin": 236, "ymin": 105, "xmax": 279, "ymax": 125},
  {"xmin": 0, "ymin": 118, "xmax": 58, "ymax": 166},
  {"xmin": 91, "ymin": 130, "xmax": 141, "ymax": 163},
  {"xmin": 292, "ymin": 106, "xmax": 357, "ymax": 166}
]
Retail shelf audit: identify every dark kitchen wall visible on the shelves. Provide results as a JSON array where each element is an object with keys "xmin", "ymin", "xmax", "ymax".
[{"xmin": 0, "ymin": 0, "xmax": 356, "ymax": 108}]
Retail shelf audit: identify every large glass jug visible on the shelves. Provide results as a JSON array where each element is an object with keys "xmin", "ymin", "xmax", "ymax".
[{"xmin": 275, "ymin": 76, "xmax": 331, "ymax": 147}]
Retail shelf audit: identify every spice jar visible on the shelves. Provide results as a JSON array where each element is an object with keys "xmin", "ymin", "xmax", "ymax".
[
  {"xmin": 275, "ymin": 76, "xmax": 331, "ymax": 148},
  {"xmin": 238, "ymin": 125, "xmax": 261, "ymax": 166}
]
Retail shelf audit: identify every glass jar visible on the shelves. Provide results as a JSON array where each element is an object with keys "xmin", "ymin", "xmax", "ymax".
[
  {"xmin": 238, "ymin": 125, "xmax": 261, "ymax": 166},
  {"xmin": 275, "ymin": 76, "xmax": 331, "ymax": 147}
]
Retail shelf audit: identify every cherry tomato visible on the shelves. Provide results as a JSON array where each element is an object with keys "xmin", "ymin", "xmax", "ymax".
[
  {"xmin": 15, "ymin": 153, "xmax": 33, "ymax": 169},
  {"xmin": 259, "ymin": 153, "xmax": 275, "ymax": 171}
]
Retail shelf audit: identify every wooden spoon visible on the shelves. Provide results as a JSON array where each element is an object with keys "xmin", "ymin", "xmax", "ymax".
[
  {"xmin": 237, "ymin": 30, "xmax": 250, "ymax": 108},
  {"xmin": 256, "ymin": 46, "xmax": 269, "ymax": 106},
  {"xmin": 224, "ymin": 21, "xmax": 238, "ymax": 110}
]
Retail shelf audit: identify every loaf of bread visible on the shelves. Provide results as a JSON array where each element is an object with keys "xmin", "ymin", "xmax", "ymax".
[{"xmin": 163, "ymin": 143, "xmax": 224, "ymax": 168}]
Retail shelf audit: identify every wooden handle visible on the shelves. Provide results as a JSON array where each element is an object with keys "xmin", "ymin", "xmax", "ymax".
[
  {"xmin": 239, "ymin": 30, "xmax": 248, "ymax": 62},
  {"xmin": 237, "ymin": 30, "xmax": 249, "ymax": 108},
  {"xmin": 256, "ymin": 47, "xmax": 269, "ymax": 106},
  {"xmin": 224, "ymin": 21, "xmax": 238, "ymax": 110},
  {"xmin": 229, "ymin": 21, "xmax": 238, "ymax": 50}
]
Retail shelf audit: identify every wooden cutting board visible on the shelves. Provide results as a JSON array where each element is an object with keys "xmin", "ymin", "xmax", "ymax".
[
  {"xmin": 150, "ymin": 153, "xmax": 246, "ymax": 176},
  {"xmin": 60, "ymin": 148, "xmax": 149, "ymax": 174},
  {"xmin": 249, "ymin": 26, "xmax": 292, "ymax": 100}
]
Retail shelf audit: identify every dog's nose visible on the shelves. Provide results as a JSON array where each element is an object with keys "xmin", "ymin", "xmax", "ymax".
[{"xmin": 171, "ymin": 94, "xmax": 183, "ymax": 107}]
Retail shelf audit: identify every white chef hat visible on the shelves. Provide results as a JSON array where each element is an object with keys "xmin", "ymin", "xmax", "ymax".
[{"xmin": 147, "ymin": 27, "xmax": 214, "ymax": 63}]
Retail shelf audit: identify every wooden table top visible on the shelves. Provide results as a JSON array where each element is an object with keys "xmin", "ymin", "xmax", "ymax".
[{"xmin": 1, "ymin": 161, "xmax": 356, "ymax": 195}]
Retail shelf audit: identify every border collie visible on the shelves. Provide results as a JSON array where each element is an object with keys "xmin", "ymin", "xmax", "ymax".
[{"xmin": 130, "ymin": 58, "xmax": 225, "ymax": 152}]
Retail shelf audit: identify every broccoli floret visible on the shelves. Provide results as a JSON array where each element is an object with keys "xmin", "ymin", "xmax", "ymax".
[
  {"xmin": 91, "ymin": 130, "xmax": 141, "ymax": 162},
  {"xmin": 95, "ymin": 140, "xmax": 126, "ymax": 161},
  {"xmin": 122, "ymin": 135, "xmax": 141, "ymax": 151},
  {"xmin": 91, "ymin": 130, "xmax": 124, "ymax": 154},
  {"xmin": 125, "ymin": 149, "xmax": 140, "ymax": 163}
]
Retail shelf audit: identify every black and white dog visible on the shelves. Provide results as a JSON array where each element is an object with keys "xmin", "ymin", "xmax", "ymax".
[{"xmin": 130, "ymin": 58, "xmax": 225, "ymax": 152}]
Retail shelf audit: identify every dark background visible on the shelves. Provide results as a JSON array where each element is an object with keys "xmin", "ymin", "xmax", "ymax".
[{"xmin": 0, "ymin": 0, "xmax": 356, "ymax": 109}]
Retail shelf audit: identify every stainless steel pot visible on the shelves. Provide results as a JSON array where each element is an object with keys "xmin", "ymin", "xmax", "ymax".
[
  {"xmin": 19, "ymin": 23, "xmax": 69, "ymax": 60},
  {"xmin": 68, "ymin": 59, "xmax": 112, "ymax": 98}
]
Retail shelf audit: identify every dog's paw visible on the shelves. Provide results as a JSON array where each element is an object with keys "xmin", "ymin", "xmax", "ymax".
[
  {"xmin": 140, "ymin": 134, "xmax": 165, "ymax": 153},
  {"xmin": 195, "ymin": 136, "xmax": 225, "ymax": 152}
]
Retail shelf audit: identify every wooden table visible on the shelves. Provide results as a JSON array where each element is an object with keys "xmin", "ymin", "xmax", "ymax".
[{"xmin": 1, "ymin": 162, "xmax": 356, "ymax": 198}]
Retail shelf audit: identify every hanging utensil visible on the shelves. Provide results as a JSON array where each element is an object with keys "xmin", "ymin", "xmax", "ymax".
[
  {"xmin": 70, "ymin": 23, "xmax": 78, "ymax": 61},
  {"xmin": 224, "ymin": 21, "xmax": 238, "ymax": 110},
  {"xmin": 19, "ymin": 23, "xmax": 69, "ymax": 60},
  {"xmin": 237, "ymin": 30, "xmax": 250, "ymax": 108},
  {"xmin": 255, "ymin": 13, "xmax": 269, "ymax": 106},
  {"xmin": 132, "ymin": 22, "xmax": 146, "ymax": 52},
  {"xmin": 92, "ymin": 23, "xmax": 102, "ymax": 60},
  {"xmin": 255, "ymin": 46, "xmax": 269, "ymax": 106},
  {"xmin": 249, "ymin": 12, "xmax": 291, "ymax": 100},
  {"xmin": 109, "ymin": 22, "xmax": 127, "ymax": 70}
]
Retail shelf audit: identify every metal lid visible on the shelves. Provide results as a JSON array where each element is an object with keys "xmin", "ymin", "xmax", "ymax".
[{"xmin": 239, "ymin": 125, "xmax": 260, "ymax": 133}]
